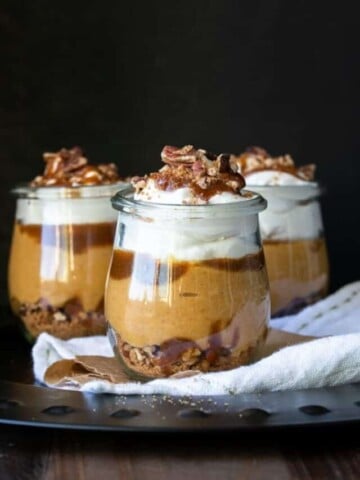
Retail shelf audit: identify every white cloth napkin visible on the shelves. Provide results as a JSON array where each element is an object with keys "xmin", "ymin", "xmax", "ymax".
[{"xmin": 32, "ymin": 281, "xmax": 360, "ymax": 396}]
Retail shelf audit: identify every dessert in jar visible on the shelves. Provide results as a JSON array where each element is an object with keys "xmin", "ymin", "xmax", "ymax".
[
  {"xmin": 236, "ymin": 146, "xmax": 329, "ymax": 317},
  {"xmin": 105, "ymin": 145, "xmax": 270, "ymax": 380},
  {"xmin": 8, "ymin": 147, "xmax": 126, "ymax": 341}
]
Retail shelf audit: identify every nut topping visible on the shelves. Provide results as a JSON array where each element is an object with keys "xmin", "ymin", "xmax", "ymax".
[
  {"xmin": 297, "ymin": 164, "xmax": 316, "ymax": 181},
  {"xmin": 216, "ymin": 153, "xmax": 231, "ymax": 173},
  {"xmin": 236, "ymin": 146, "xmax": 316, "ymax": 181},
  {"xmin": 161, "ymin": 145, "xmax": 198, "ymax": 165},
  {"xmin": 30, "ymin": 147, "xmax": 121, "ymax": 187},
  {"xmin": 133, "ymin": 145, "xmax": 247, "ymax": 202}
]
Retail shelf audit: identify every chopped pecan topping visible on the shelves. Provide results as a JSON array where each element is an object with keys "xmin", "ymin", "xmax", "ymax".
[
  {"xmin": 236, "ymin": 146, "xmax": 315, "ymax": 181},
  {"xmin": 132, "ymin": 145, "xmax": 246, "ymax": 202},
  {"xmin": 245, "ymin": 146, "xmax": 269, "ymax": 157},
  {"xmin": 297, "ymin": 164, "xmax": 316, "ymax": 181},
  {"xmin": 216, "ymin": 153, "xmax": 232, "ymax": 173},
  {"xmin": 30, "ymin": 147, "xmax": 121, "ymax": 187},
  {"xmin": 161, "ymin": 145, "xmax": 198, "ymax": 165}
]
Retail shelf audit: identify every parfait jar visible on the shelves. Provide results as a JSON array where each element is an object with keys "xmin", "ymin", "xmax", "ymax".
[
  {"xmin": 253, "ymin": 184, "xmax": 329, "ymax": 317},
  {"xmin": 8, "ymin": 183, "xmax": 125, "ymax": 341},
  {"xmin": 105, "ymin": 187, "xmax": 270, "ymax": 380}
]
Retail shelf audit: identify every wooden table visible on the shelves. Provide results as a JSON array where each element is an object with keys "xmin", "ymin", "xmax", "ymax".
[{"xmin": 0, "ymin": 423, "xmax": 359, "ymax": 479}]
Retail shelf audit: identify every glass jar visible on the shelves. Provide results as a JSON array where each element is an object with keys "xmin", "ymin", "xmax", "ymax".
[
  {"xmin": 250, "ymin": 184, "xmax": 329, "ymax": 317},
  {"xmin": 105, "ymin": 187, "xmax": 270, "ymax": 380},
  {"xmin": 8, "ymin": 183, "xmax": 126, "ymax": 341}
]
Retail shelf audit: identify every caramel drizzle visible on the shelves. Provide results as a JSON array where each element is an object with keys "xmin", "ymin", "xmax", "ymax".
[
  {"xmin": 109, "ymin": 249, "xmax": 265, "ymax": 282},
  {"xmin": 17, "ymin": 221, "xmax": 116, "ymax": 254}
]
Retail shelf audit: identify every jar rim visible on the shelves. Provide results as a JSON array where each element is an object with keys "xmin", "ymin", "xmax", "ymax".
[
  {"xmin": 245, "ymin": 183, "xmax": 324, "ymax": 201},
  {"xmin": 111, "ymin": 186, "xmax": 267, "ymax": 218},
  {"xmin": 11, "ymin": 182, "xmax": 128, "ymax": 199}
]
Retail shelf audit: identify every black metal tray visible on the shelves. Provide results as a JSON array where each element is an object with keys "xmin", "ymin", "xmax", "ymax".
[{"xmin": 1, "ymin": 309, "xmax": 360, "ymax": 432}]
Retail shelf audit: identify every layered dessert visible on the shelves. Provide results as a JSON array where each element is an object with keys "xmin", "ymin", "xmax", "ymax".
[
  {"xmin": 235, "ymin": 146, "xmax": 329, "ymax": 316},
  {"xmin": 105, "ymin": 145, "xmax": 270, "ymax": 379},
  {"xmin": 8, "ymin": 147, "xmax": 124, "ymax": 340}
]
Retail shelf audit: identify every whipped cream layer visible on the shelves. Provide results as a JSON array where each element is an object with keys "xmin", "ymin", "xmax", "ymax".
[
  {"xmin": 14, "ymin": 183, "xmax": 127, "ymax": 225},
  {"xmin": 247, "ymin": 184, "xmax": 323, "ymax": 240},
  {"xmin": 245, "ymin": 170, "xmax": 315, "ymax": 186},
  {"xmin": 117, "ymin": 211, "xmax": 260, "ymax": 261},
  {"xmin": 125, "ymin": 145, "xmax": 264, "ymax": 260},
  {"xmin": 16, "ymin": 197, "xmax": 118, "ymax": 225},
  {"xmin": 134, "ymin": 179, "xmax": 249, "ymax": 205}
]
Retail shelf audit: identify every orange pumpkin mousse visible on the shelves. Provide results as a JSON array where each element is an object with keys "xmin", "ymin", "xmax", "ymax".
[
  {"xmin": 8, "ymin": 147, "xmax": 125, "ymax": 340},
  {"xmin": 238, "ymin": 147, "xmax": 329, "ymax": 316},
  {"xmin": 105, "ymin": 145, "xmax": 270, "ymax": 379}
]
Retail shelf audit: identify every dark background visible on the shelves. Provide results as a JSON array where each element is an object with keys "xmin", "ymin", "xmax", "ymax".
[{"xmin": 0, "ymin": 1, "xmax": 359, "ymax": 306}]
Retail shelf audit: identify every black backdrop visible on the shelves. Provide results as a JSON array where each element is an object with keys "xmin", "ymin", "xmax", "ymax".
[{"xmin": 0, "ymin": 1, "xmax": 359, "ymax": 305}]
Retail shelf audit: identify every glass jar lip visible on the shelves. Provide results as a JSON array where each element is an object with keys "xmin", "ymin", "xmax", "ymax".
[
  {"xmin": 244, "ymin": 182, "xmax": 324, "ymax": 200},
  {"xmin": 11, "ymin": 181, "xmax": 129, "ymax": 199},
  {"xmin": 111, "ymin": 186, "xmax": 267, "ymax": 218}
]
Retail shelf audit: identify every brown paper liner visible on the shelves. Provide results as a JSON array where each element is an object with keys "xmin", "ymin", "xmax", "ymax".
[{"xmin": 44, "ymin": 328, "xmax": 315, "ymax": 388}]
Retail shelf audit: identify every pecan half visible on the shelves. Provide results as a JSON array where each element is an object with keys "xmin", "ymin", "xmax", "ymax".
[
  {"xmin": 161, "ymin": 145, "xmax": 198, "ymax": 165},
  {"xmin": 61, "ymin": 147, "xmax": 88, "ymax": 172}
]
